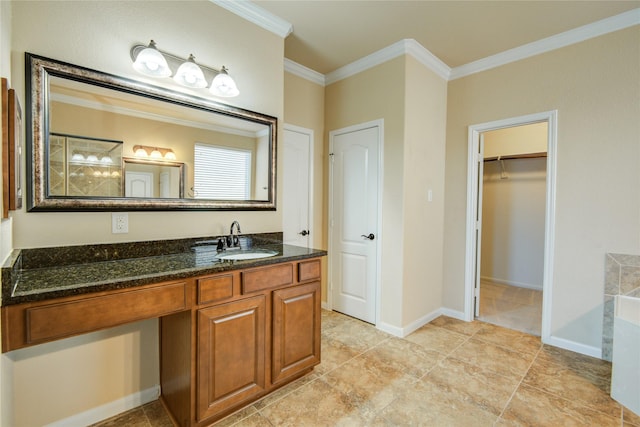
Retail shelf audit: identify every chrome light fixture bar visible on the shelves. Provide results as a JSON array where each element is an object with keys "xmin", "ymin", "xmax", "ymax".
[{"xmin": 130, "ymin": 40, "xmax": 239, "ymax": 97}]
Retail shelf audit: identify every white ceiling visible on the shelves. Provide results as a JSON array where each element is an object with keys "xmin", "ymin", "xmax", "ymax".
[{"xmin": 253, "ymin": 1, "xmax": 639, "ymax": 75}]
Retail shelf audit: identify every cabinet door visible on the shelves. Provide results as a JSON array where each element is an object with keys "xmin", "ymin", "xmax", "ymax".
[
  {"xmin": 272, "ymin": 281, "xmax": 321, "ymax": 384},
  {"xmin": 197, "ymin": 295, "xmax": 266, "ymax": 421}
]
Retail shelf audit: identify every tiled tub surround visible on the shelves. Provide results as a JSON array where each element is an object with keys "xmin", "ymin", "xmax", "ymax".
[
  {"xmin": 1, "ymin": 232, "xmax": 325, "ymax": 306},
  {"xmin": 602, "ymin": 253, "xmax": 640, "ymax": 361}
]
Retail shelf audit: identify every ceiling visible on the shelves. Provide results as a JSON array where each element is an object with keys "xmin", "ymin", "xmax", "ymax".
[{"xmin": 254, "ymin": 1, "xmax": 639, "ymax": 75}]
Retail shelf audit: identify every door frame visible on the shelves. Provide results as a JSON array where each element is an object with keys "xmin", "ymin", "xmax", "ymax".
[
  {"xmin": 464, "ymin": 110, "xmax": 557, "ymax": 342},
  {"xmin": 328, "ymin": 119, "xmax": 384, "ymax": 325},
  {"xmin": 283, "ymin": 123, "xmax": 315, "ymax": 248}
]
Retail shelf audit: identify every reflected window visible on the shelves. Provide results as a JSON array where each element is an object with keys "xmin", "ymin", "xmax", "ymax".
[{"xmin": 194, "ymin": 143, "xmax": 251, "ymax": 199}]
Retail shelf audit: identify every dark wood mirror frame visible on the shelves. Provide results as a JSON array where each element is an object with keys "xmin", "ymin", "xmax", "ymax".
[{"xmin": 25, "ymin": 53, "xmax": 277, "ymax": 211}]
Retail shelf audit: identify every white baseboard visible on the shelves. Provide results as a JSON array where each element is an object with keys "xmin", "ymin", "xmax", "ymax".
[
  {"xmin": 377, "ymin": 308, "xmax": 447, "ymax": 338},
  {"xmin": 544, "ymin": 335, "xmax": 602, "ymax": 359},
  {"xmin": 481, "ymin": 276, "xmax": 543, "ymax": 291},
  {"xmin": 439, "ymin": 307, "xmax": 466, "ymax": 321},
  {"xmin": 44, "ymin": 385, "xmax": 160, "ymax": 427}
]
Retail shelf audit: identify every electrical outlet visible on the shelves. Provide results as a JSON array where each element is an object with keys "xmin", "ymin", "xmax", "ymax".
[{"xmin": 112, "ymin": 212, "xmax": 129, "ymax": 234}]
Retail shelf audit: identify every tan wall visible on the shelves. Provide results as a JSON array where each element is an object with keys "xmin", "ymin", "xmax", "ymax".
[
  {"xmin": 325, "ymin": 57, "xmax": 406, "ymax": 327},
  {"xmin": 402, "ymin": 56, "xmax": 448, "ymax": 326},
  {"xmin": 4, "ymin": 1, "xmax": 285, "ymax": 425},
  {"xmin": 283, "ymin": 72, "xmax": 327, "ymax": 300},
  {"xmin": 444, "ymin": 26, "xmax": 640, "ymax": 349}
]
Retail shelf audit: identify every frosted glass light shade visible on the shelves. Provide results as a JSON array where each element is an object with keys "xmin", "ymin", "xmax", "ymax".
[
  {"xmin": 134, "ymin": 147, "xmax": 148, "ymax": 157},
  {"xmin": 164, "ymin": 151, "xmax": 177, "ymax": 160},
  {"xmin": 210, "ymin": 66, "xmax": 239, "ymax": 97},
  {"xmin": 150, "ymin": 148, "xmax": 163, "ymax": 159},
  {"xmin": 133, "ymin": 40, "xmax": 171, "ymax": 77},
  {"xmin": 173, "ymin": 55, "xmax": 207, "ymax": 88}
]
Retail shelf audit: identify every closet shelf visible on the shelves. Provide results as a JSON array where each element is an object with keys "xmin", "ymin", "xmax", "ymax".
[{"xmin": 484, "ymin": 152, "xmax": 547, "ymax": 162}]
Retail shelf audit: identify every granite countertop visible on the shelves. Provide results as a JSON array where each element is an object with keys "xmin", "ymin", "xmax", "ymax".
[{"xmin": 1, "ymin": 233, "xmax": 327, "ymax": 306}]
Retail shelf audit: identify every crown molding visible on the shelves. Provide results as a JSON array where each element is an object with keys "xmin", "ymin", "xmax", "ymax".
[
  {"xmin": 210, "ymin": 0, "xmax": 293, "ymax": 38},
  {"xmin": 450, "ymin": 8, "xmax": 640, "ymax": 80},
  {"xmin": 403, "ymin": 39, "xmax": 451, "ymax": 80},
  {"xmin": 281, "ymin": 7, "xmax": 639, "ymax": 85},
  {"xmin": 284, "ymin": 58, "xmax": 326, "ymax": 86},
  {"xmin": 325, "ymin": 39, "xmax": 450, "ymax": 85}
]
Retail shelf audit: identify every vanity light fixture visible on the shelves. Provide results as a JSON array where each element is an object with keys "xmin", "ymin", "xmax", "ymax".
[
  {"xmin": 133, "ymin": 145, "xmax": 177, "ymax": 161},
  {"xmin": 131, "ymin": 40, "xmax": 239, "ymax": 97}
]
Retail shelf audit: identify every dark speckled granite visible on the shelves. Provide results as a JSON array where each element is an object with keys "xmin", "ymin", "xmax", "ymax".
[{"xmin": 2, "ymin": 233, "xmax": 327, "ymax": 306}]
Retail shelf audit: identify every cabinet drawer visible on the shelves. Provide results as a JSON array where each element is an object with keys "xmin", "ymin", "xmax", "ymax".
[
  {"xmin": 198, "ymin": 274, "xmax": 234, "ymax": 304},
  {"xmin": 242, "ymin": 263, "xmax": 293, "ymax": 294},
  {"xmin": 298, "ymin": 259, "xmax": 321, "ymax": 282},
  {"xmin": 25, "ymin": 282, "xmax": 187, "ymax": 344}
]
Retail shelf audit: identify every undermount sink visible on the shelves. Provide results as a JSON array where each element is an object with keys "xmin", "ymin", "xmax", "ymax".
[{"xmin": 215, "ymin": 250, "xmax": 278, "ymax": 261}]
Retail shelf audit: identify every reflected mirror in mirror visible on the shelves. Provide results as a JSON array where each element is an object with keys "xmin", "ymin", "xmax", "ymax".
[{"xmin": 26, "ymin": 53, "xmax": 277, "ymax": 211}]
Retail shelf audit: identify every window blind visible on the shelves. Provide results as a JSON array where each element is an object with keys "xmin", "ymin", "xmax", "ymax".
[{"xmin": 193, "ymin": 143, "xmax": 251, "ymax": 199}]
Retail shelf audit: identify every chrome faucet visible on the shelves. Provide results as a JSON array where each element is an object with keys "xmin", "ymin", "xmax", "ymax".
[{"xmin": 227, "ymin": 221, "xmax": 242, "ymax": 249}]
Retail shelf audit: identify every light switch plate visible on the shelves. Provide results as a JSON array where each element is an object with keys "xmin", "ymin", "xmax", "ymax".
[{"xmin": 112, "ymin": 212, "xmax": 129, "ymax": 234}]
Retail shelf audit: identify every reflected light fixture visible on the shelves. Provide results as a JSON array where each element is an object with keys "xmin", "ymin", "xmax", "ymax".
[
  {"xmin": 133, "ymin": 145, "xmax": 177, "ymax": 161},
  {"xmin": 131, "ymin": 40, "xmax": 239, "ymax": 97},
  {"xmin": 132, "ymin": 40, "xmax": 171, "ymax": 77}
]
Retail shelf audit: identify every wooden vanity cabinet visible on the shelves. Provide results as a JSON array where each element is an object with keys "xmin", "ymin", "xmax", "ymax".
[
  {"xmin": 160, "ymin": 257, "xmax": 322, "ymax": 427},
  {"xmin": 196, "ymin": 295, "xmax": 266, "ymax": 421}
]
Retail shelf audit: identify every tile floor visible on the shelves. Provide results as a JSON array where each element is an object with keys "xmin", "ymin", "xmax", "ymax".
[
  {"xmin": 478, "ymin": 280, "xmax": 543, "ymax": 336},
  {"xmin": 93, "ymin": 310, "xmax": 639, "ymax": 427}
]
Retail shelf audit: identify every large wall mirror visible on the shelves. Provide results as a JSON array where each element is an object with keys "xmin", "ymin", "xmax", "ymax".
[{"xmin": 26, "ymin": 53, "xmax": 277, "ymax": 211}]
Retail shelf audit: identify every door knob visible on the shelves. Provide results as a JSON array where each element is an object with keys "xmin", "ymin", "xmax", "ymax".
[
  {"xmin": 361, "ymin": 233, "xmax": 375, "ymax": 240},
  {"xmin": 298, "ymin": 230, "xmax": 309, "ymax": 236}
]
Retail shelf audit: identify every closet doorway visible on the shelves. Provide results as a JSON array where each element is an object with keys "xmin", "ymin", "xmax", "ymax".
[
  {"xmin": 465, "ymin": 111, "xmax": 557, "ymax": 341},
  {"xmin": 479, "ymin": 123, "xmax": 547, "ymax": 335}
]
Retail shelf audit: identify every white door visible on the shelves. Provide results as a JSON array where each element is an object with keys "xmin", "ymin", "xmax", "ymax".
[
  {"xmin": 283, "ymin": 126, "xmax": 312, "ymax": 247},
  {"xmin": 125, "ymin": 171, "xmax": 153, "ymax": 197},
  {"xmin": 330, "ymin": 122, "xmax": 381, "ymax": 324},
  {"xmin": 474, "ymin": 135, "xmax": 485, "ymax": 317}
]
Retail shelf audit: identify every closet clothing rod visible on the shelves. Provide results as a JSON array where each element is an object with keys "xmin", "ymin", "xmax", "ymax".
[{"xmin": 483, "ymin": 152, "xmax": 547, "ymax": 162}]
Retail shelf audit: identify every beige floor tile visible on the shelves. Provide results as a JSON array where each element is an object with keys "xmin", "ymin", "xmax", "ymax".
[
  {"xmin": 322, "ymin": 315, "xmax": 390, "ymax": 353},
  {"xmin": 499, "ymin": 384, "xmax": 621, "ymax": 426},
  {"xmin": 258, "ymin": 377, "xmax": 369, "ymax": 426},
  {"xmin": 89, "ymin": 407, "xmax": 149, "ymax": 427},
  {"xmin": 449, "ymin": 338, "xmax": 535, "ymax": 380},
  {"xmin": 424, "ymin": 357, "xmax": 522, "ymax": 415},
  {"xmin": 212, "ymin": 405, "xmax": 259, "ymax": 426},
  {"xmin": 315, "ymin": 335, "xmax": 362, "ymax": 375},
  {"xmin": 322, "ymin": 354, "xmax": 418, "ymax": 418},
  {"xmin": 378, "ymin": 376, "xmax": 498, "ymax": 426},
  {"xmin": 228, "ymin": 412, "xmax": 275, "ymax": 426},
  {"xmin": 474, "ymin": 322, "xmax": 542, "ymax": 356},
  {"xmin": 252, "ymin": 371, "xmax": 318, "ymax": 410},
  {"xmin": 359, "ymin": 336, "xmax": 443, "ymax": 379},
  {"xmin": 429, "ymin": 315, "xmax": 485, "ymax": 336},
  {"xmin": 142, "ymin": 401, "xmax": 173, "ymax": 427},
  {"xmin": 523, "ymin": 346, "xmax": 621, "ymax": 417},
  {"xmin": 404, "ymin": 323, "xmax": 468, "ymax": 355},
  {"xmin": 624, "ymin": 406, "xmax": 640, "ymax": 426}
]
